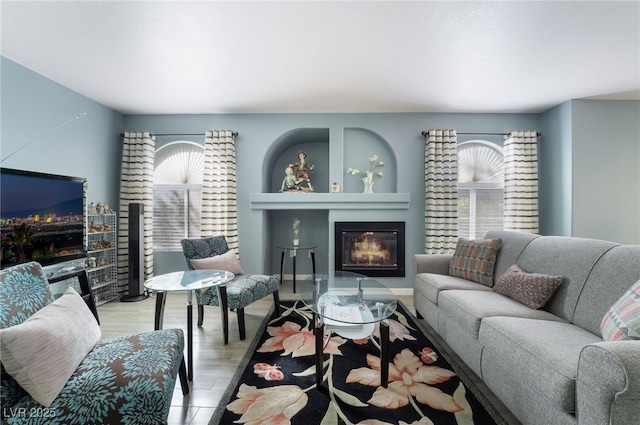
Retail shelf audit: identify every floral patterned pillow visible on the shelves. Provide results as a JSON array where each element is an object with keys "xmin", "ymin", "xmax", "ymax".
[
  {"xmin": 449, "ymin": 237, "xmax": 502, "ymax": 286},
  {"xmin": 601, "ymin": 279, "xmax": 640, "ymax": 341},
  {"xmin": 493, "ymin": 264, "xmax": 563, "ymax": 309}
]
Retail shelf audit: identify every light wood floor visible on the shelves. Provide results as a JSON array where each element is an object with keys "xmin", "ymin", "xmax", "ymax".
[{"xmin": 97, "ymin": 280, "xmax": 415, "ymax": 425}]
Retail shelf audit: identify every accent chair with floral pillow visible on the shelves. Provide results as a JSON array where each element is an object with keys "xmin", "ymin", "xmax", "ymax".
[{"xmin": 181, "ymin": 235, "xmax": 281, "ymax": 345}]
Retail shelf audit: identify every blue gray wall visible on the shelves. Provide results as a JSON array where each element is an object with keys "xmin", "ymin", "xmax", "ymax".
[
  {"xmin": 3, "ymin": 56, "xmax": 639, "ymax": 289},
  {"xmin": 539, "ymin": 99, "xmax": 640, "ymax": 244},
  {"xmin": 570, "ymin": 100, "xmax": 640, "ymax": 244},
  {"xmin": 1, "ymin": 57, "xmax": 123, "ymax": 208},
  {"xmin": 539, "ymin": 101, "xmax": 573, "ymax": 236}
]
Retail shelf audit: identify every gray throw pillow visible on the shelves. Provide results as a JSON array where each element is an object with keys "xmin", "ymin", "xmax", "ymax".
[{"xmin": 493, "ymin": 264, "xmax": 563, "ymax": 309}]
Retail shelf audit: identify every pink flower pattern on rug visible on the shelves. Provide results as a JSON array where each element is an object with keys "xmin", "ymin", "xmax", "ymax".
[
  {"xmin": 257, "ymin": 320, "xmax": 347, "ymax": 357},
  {"xmin": 217, "ymin": 301, "xmax": 497, "ymax": 425},
  {"xmin": 226, "ymin": 383, "xmax": 307, "ymax": 424},
  {"xmin": 347, "ymin": 348, "xmax": 462, "ymax": 412}
]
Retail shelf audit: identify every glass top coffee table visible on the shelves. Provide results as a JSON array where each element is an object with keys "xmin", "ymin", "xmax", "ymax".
[
  {"xmin": 144, "ymin": 270, "xmax": 234, "ymax": 384},
  {"xmin": 300, "ymin": 271, "xmax": 397, "ymax": 388}
]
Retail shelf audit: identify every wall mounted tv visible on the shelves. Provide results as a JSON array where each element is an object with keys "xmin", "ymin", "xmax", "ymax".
[{"xmin": 1, "ymin": 168, "xmax": 86, "ymax": 269}]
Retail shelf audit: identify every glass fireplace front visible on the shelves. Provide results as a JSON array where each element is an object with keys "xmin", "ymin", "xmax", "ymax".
[{"xmin": 334, "ymin": 221, "xmax": 405, "ymax": 277}]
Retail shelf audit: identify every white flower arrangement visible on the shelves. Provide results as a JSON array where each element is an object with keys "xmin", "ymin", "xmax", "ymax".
[
  {"xmin": 346, "ymin": 154, "xmax": 384, "ymax": 179},
  {"xmin": 292, "ymin": 218, "xmax": 300, "ymax": 245}
]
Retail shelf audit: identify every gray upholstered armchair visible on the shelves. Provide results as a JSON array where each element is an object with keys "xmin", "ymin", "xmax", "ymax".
[
  {"xmin": 0, "ymin": 261, "xmax": 187, "ymax": 424},
  {"xmin": 180, "ymin": 236, "xmax": 280, "ymax": 345}
]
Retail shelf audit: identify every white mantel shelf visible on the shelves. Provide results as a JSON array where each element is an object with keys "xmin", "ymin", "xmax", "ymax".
[{"xmin": 250, "ymin": 193, "xmax": 411, "ymax": 210}]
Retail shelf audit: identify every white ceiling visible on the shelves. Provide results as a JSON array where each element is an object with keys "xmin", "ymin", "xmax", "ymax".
[{"xmin": 1, "ymin": 1, "xmax": 639, "ymax": 115}]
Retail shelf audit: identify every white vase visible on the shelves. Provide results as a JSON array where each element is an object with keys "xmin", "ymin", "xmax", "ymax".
[{"xmin": 362, "ymin": 172, "xmax": 374, "ymax": 193}]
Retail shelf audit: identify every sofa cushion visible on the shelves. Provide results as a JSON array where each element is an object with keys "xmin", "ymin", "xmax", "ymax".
[
  {"xmin": 190, "ymin": 249, "xmax": 245, "ymax": 275},
  {"xmin": 438, "ymin": 318, "xmax": 485, "ymax": 376},
  {"xmin": 449, "ymin": 237, "xmax": 502, "ymax": 287},
  {"xmin": 484, "ymin": 230, "xmax": 539, "ymax": 280},
  {"xmin": 415, "ymin": 273, "xmax": 493, "ymax": 304},
  {"xmin": 493, "ymin": 264, "xmax": 563, "ymax": 309},
  {"xmin": 480, "ymin": 317, "xmax": 602, "ymax": 413},
  {"xmin": 438, "ymin": 290, "xmax": 566, "ymax": 339},
  {"xmin": 600, "ymin": 279, "xmax": 640, "ymax": 341},
  {"xmin": 196, "ymin": 274, "xmax": 281, "ymax": 309},
  {"xmin": 573, "ymin": 244, "xmax": 640, "ymax": 335},
  {"xmin": 515, "ymin": 236, "xmax": 618, "ymax": 322},
  {"xmin": 0, "ymin": 288, "xmax": 101, "ymax": 407}
]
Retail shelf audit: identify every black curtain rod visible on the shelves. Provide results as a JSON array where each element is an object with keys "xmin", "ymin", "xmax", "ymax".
[
  {"xmin": 421, "ymin": 131, "xmax": 541, "ymax": 137},
  {"xmin": 457, "ymin": 132, "xmax": 508, "ymax": 136},
  {"xmin": 120, "ymin": 132, "xmax": 239, "ymax": 138}
]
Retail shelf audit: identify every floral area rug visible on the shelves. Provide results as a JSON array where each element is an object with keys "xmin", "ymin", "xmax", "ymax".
[{"xmin": 209, "ymin": 300, "xmax": 498, "ymax": 425}]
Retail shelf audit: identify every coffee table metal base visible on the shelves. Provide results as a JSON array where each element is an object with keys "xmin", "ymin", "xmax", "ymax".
[{"xmin": 314, "ymin": 315, "xmax": 390, "ymax": 389}]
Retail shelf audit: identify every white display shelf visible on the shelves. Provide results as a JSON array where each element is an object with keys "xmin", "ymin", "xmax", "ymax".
[
  {"xmin": 249, "ymin": 192, "xmax": 411, "ymax": 210},
  {"xmin": 87, "ymin": 213, "xmax": 118, "ymax": 305}
]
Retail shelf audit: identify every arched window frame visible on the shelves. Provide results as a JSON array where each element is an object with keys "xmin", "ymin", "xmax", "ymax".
[
  {"xmin": 153, "ymin": 141, "xmax": 204, "ymax": 251},
  {"xmin": 457, "ymin": 140, "xmax": 505, "ymax": 239}
]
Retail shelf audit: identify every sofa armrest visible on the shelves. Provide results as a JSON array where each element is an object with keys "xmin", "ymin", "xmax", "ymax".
[
  {"xmin": 576, "ymin": 341, "xmax": 640, "ymax": 425},
  {"xmin": 413, "ymin": 254, "xmax": 453, "ymax": 276}
]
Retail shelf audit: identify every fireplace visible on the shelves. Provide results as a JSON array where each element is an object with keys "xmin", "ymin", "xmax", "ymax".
[{"xmin": 334, "ymin": 221, "xmax": 405, "ymax": 277}]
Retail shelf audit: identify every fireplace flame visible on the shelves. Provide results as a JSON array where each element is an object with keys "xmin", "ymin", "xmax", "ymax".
[{"xmin": 350, "ymin": 232, "xmax": 391, "ymax": 265}]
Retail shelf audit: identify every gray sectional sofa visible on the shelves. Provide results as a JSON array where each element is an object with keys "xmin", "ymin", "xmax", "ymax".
[{"xmin": 413, "ymin": 230, "xmax": 640, "ymax": 425}]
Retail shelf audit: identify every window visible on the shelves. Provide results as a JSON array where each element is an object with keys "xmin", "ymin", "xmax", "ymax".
[
  {"xmin": 153, "ymin": 141, "xmax": 204, "ymax": 250},
  {"xmin": 457, "ymin": 141, "xmax": 504, "ymax": 239}
]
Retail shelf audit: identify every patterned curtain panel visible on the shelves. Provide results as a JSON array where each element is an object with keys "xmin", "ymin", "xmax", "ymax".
[
  {"xmin": 424, "ymin": 129, "xmax": 458, "ymax": 254},
  {"xmin": 503, "ymin": 130, "xmax": 539, "ymax": 233},
  {"xmin": 202, "ymin": 130, "xmax": 239, "ymax": 252},
  {"xmin": 117, "ymin": 131, "xmax": 156, "ymax": 293}
]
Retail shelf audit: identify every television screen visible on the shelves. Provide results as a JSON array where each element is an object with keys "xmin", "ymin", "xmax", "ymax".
[{"xmin": 1, "ymin": 168, "xmax": 86, "ymax": 268}]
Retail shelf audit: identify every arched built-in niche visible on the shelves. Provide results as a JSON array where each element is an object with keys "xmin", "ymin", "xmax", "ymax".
[
  {"xmin": 262, "ymin": 128, "xmax": 330, "ymax": 193},
  {"xmin": 343, "ymin": 128, "xmax": 397, "ymax": 193},
  {"xmin": 256, "ymin": 127, "xmax": 404, "ymax": 276},
  {"xmin": 261, "ymin": 128, "xmax": 330, "ymax": 276}
]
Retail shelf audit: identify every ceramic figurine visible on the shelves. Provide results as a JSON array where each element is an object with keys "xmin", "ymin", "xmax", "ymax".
[
  {"xmin": 279, "ymin": 166, "xmax": 300, "ymax": 192},
  {"xmin": 288, "ymin": 151, "xmax": 314, "ymax": 192}
]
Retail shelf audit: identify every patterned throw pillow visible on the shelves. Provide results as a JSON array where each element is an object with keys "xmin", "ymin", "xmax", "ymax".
[
  {"xmin": 600, "ymin": 279, "xmax": 640, "ymax": 341},
  {"xmin": 0, "ymin": 288, "xmax": 101, "ymax": 407},
  {"xmin": 449, "ymin": 237, "xmax": 502, "ymax": 286},
  {"xmin": 493, "ymin": 264, "xmax": 563, "ymax": 309}
]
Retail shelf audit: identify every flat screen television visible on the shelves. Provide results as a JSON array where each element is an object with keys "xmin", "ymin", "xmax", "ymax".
[{"xmin": 1, "ymin": 168, "xmax": 86, "ymax": 268}]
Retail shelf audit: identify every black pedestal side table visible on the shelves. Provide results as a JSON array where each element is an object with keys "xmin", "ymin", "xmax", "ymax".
[{"xmin": 277, "ymin": 244, "xmax": 317, "ymax": 293}]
